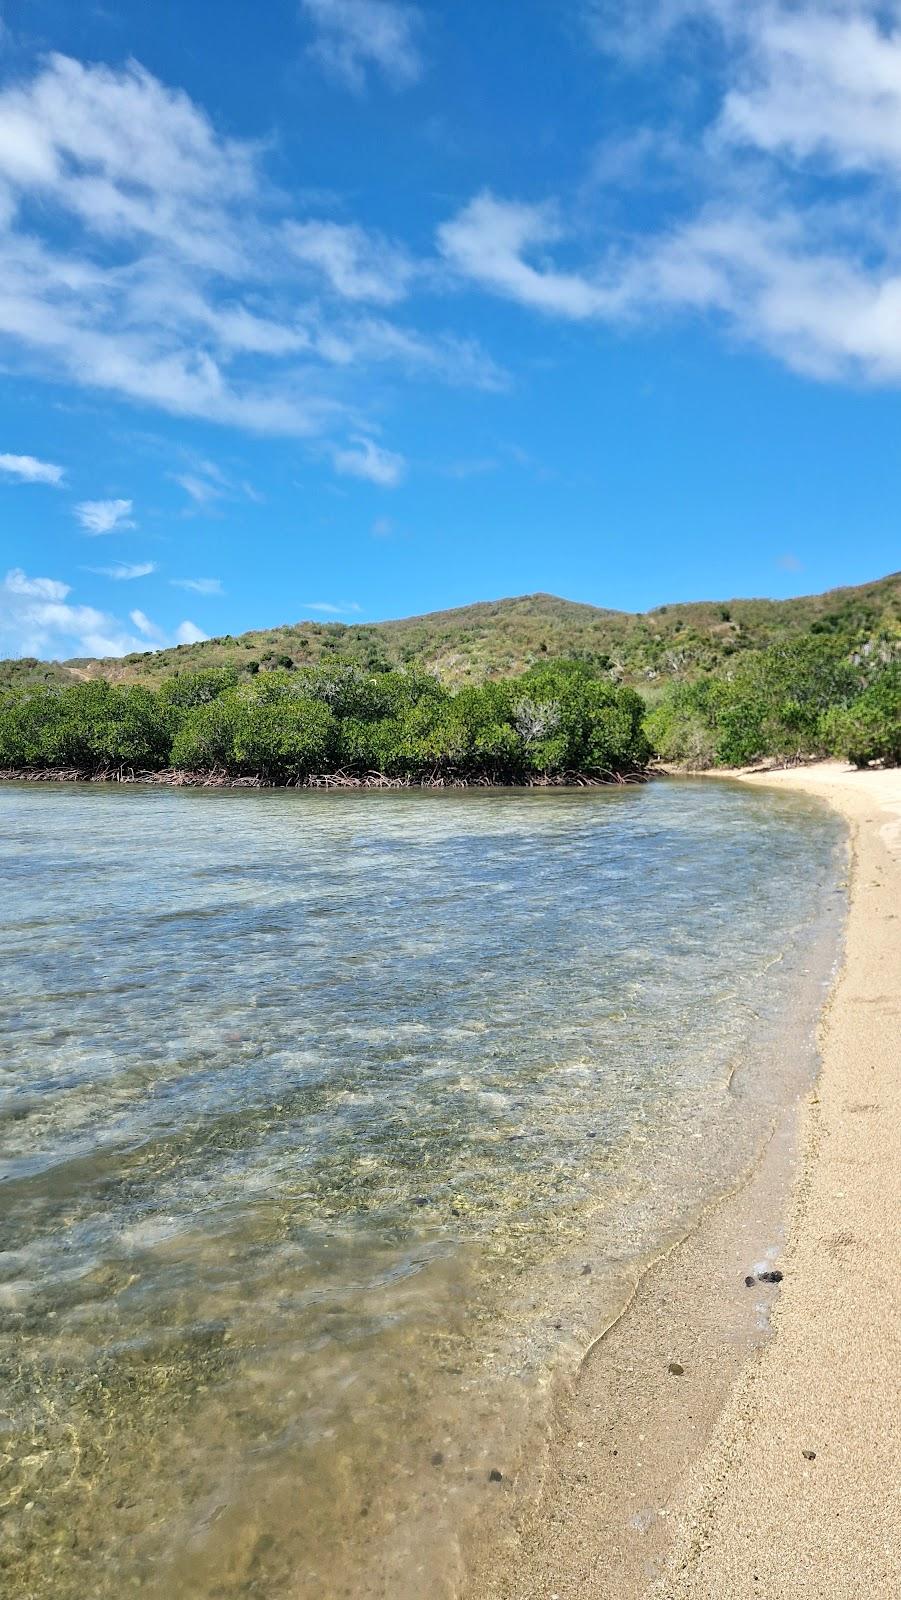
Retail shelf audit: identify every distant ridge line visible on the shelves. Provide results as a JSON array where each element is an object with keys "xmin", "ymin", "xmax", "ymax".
[{"xmin": 1, "ymin": 571, "xmax": 898, "ymax": 693}]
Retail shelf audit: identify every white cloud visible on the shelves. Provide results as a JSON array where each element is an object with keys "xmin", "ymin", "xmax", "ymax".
[
  {"xmin": 75, "ymin": 498, "xmax": 135, "ymax": 535},
  {"xmin": 441, "ymin": 193, "xmax": 901, "ymax": 383},
  {"xmin": 439, "ymin": 4, "xmax": 901, "ymax": 386},
  {"xmin": 721, "ymin": 8, "xmax": 901, "ymax": 176},
  {"xmin": 0, "ymin": 53, "xmax": 490, "ymax": 450},
  {"xmin": 89, "ymin": 561, "xmax": 157, "ymax": 580},
  {"xmin": 0, "ymin": 451, "xmax": 64, "ymax": 485},
  {"xmin": 303, "ymin": 600, "xmax": 363, "ymax": 614},
  {"xmin": 0, "ymin": 52, "xmax": 257, "ymax": 268},
  {"xmin": 1, "ymin": 568, "xmax": 214, "ymax": 659},
  {"xmin": 4, "ymin": 567, "xmax": 70, "ymax": 601},
  {"xmin": 175, "ymin": 620, "xmax": 207, "ymax": 644},
  {"xmin": 311, "ymin": 314, "xmax": 508, "ymax": 389},
  {"xmin": 438, "ymin": 193, "xmax": 615, "ymax": 318},
  {"xmin": 300, "ymin": 0, "xmax": 424, "ymax": 92},
  {"xmin": 331, "ymin": 434, "xmax": 406, "ymax": 485},
  {"xmin": 174, "ymin": 471, "xmax": 224, "ymax": 506},
  {"xmin": 284, "ymin": 219, "xmax": 415, "ymax": 302},
  {"xmin": 129, "ymin": 607, "xmax": 164, "ymax": 641},
  {"xmin": 170, "ymin": 577, "xmax": 223, "ymax": 595},
  {"xmin": 0, "ymin": 567, "xmax": 149, "ymax": 657},
  {"xmin": 581, "ymin": 0, "xmax": 741, "ymax": 60}
]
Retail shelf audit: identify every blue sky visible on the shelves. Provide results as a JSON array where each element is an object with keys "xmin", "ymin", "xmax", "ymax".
[{"xmin": 1, "ymin": 0, "xmax": 900, "ymax": 658}]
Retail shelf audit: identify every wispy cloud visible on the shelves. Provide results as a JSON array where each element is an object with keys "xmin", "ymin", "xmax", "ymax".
[
  {"xmin": 332, "ymin": 435, "xmax": 406, "ymax": 486},
  {"xmin": 284, "ymin": 219, "xmax": 415, "ymax": 302},
  {"xmin": 311, "ymin": 315, "xmax": 508, "ymax": 390},
  {"xmin": 300, "ymin": 0, "xmax": 424, "ymax": 92},
  {"xmin": 174, "ymin": 473, "xmax": 224, "ymax": 506},
  {"xmin": 171, "ymin": 458, "xmax": 262, "ymax": 510},
  {"xmin": 777, "ymin": 552, "xmax": 803, "ymax": 573},
  {"xmin": 0, "ymin": 52, "xmax": 486, "ymax": 458},
  {"xmin": 439, "ymin": 193, "xmax": 613, "ymax": 319},
  {"xmin": 129, "ymin": 608, "xmax": 164, "ymax": 641},
  {"xmin": 0, "ymin": 452, "xmax": 65, "ymax": 486},
  {"xmin": 89, "ymin": 561, "xmax": 157, "ymax": 580},
  {"xmin": 169, "ymin": 577, "xmax": 224, "ymax": 595},
  {"xmin": 439, "ymin": 3, "xmax": 901, "ymax": 387},
  {"xmin": 75, "ymin": 498, "xmax": 136, "ymax": 535},
  {"xmin": 302, "ymin": 600, "xmax": 363, "ymax": 614},
  {"xmin": 580, "ymin": 0, "xmax": 738, "ymax": 62},
  {"xmin": 438, "ymin": 456, "xmax": 499, "ymax": 480}
]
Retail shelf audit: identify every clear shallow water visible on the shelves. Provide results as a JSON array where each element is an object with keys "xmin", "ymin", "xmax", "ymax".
[{"xmin": 0, "ymin": 781, "xmax": 844, "ymax": 1598}]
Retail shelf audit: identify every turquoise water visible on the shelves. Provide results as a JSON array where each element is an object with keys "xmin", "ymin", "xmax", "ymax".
[{"xmin": 0, "ymin": 781, "xmax": 844, "ymax": 1598}]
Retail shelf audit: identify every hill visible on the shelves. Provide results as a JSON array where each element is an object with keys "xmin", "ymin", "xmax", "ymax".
[{"xmin": 3, "ymin": 572, "xmax": 899, "ymax": 693}]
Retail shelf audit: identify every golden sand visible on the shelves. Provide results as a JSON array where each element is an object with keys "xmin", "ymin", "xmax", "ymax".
[{"xmin": 654, "ymin": 764, "xmax": 901, "ymax": 1599}]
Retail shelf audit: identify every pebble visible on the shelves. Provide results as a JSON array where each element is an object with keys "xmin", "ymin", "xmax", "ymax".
[
  {"xmin": 667, "ymin": 1361, "xmax": 684, "ymax": 1376},
  {"xmin": 758, "ymin": 1269, "xmax": 783, "ymax": 1284},
  {"xmin": 431, "ymin": 1451, "xmax": 444, "ymax": 1467},
  {"xmin": 581, "ymin": 1263, "xmax": 592, "ymax": 1276},
  {"xmin": 802, "ymin": 1449, "xmax": 817, "ymax": 1461},
  {"xmin": 744, "ymin": 1275, "xmax": 756, "ymax": 1288},
  {"xmin": 488, "ymin": 1468, "xmax": 503, "ymax": 1483}
]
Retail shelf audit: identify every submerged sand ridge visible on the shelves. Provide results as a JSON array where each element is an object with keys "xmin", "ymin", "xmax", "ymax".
[{"xmin": 469, "ymin": 765, "xmax": 899, "ymax": 1599}]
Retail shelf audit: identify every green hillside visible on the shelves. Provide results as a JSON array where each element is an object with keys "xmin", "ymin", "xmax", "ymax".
[{"xmin": 5, "ymin": 572, "xmax": 898, "ymax": 694}]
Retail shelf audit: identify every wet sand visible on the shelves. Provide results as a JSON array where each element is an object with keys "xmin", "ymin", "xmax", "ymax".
[{"xmin": 463, "ymin": 764, "xmax": 900, "ymax": 1600}]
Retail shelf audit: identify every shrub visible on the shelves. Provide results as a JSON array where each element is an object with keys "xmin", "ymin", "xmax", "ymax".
[
  {"xmin": 822, "ymin": 669, "xmax": 900, "ymax": 767},
  {"xmin": 0, "ymin": 682, "xmax": 169, "ymax": 773},
  {"xmin": 0, "ymin": 661, "xmax": 653, "ymax": 782}
]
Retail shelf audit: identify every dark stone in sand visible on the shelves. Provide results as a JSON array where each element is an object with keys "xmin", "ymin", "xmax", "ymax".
[
  {"xmin": 802, "ymin": 1450, "xmax": 817, "ymax": 1461},
  {"xmin": 758, "ymin": 1269, "xmax": 784, "ymax": 1284},
  {"xmin": 488, "ymin": 1469, "xmax": 504, "ymax": 1483},
  {"xmin": 431, "ymin": 1451, "xmax": 444, "ymax": 1467},
  {"xmin": 745, "ymin": 1275, "xmax": 756, "ymax": 1287},
  {"xmin": 581, "ymin": 1264, "xmax": 592, "ymax": 1275},
  {"xmin": 587, "ymin": 1131, "xmax": 597, "ymax": 1138},
  {"xmin": 412, "ymin": 1196, "xmax": 429, "ymax": 1206},
  {"xmin": 668, "ymin": 1360, "xmax": 684, "ymax": 1376}
]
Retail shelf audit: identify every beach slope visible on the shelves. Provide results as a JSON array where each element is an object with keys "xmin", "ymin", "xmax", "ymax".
[{"xmin": 656, "ymin": 764, "xmax": 901, "ymax": 1598}]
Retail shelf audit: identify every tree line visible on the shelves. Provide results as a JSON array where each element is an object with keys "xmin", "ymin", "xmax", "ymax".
[
  {"xmin": 0, "ymin": 638, "xmax": 896, "ymax": 782},
  {"xmin": 645, "ymin": 637, "xmax": 899, "ymax": 769},
  {"xmin": 0, "ymin": 661, "xmax": 651, "ymax": 782}
]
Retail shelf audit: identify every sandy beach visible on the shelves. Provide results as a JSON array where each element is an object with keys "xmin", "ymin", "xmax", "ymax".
[{"xmin": 465, "ymin": 763, "xmax": 900, "ymax": 1600}]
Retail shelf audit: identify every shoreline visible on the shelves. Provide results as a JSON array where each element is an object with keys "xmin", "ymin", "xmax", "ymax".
[
  {"xmin": 0, "ymin": 767, "xmax": 649, "ymax": 790},
  {"xmin": 462, "ymin": 763, "xmax": 900, "ymax": 1599}
]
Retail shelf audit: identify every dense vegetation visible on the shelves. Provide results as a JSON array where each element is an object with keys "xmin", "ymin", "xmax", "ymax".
[
  {"xmin": 3, "ymin": 574, "xmax": 897, "ymax": 694},
  {"xmin": 1, "ymin": 575, "xmax": 898, "ymax": 778},
  {"xmin": 0, "ymin": 661, "xmax": 652, "ymax": 783},
  {"xmin": 645, "ymin": 638, "xmax": 899, "ymax": 769}
]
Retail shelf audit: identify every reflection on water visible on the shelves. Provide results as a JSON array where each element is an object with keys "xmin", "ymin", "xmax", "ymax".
[{"xmin": 0, "ymin": 782, "xmax": 843, "ymax": 1597}]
